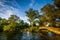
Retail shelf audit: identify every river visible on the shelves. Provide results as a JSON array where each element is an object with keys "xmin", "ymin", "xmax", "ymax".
[{"xmin": 0, "ymin": 31, "xmax": 60, "ymax": 40}]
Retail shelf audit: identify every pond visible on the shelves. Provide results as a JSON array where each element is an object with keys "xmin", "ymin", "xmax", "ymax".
[{"xmin": 0, "ymin": 31, "xmax": 60, "ymax": 40}]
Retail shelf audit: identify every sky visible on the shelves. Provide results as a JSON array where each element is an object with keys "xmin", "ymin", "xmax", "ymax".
[{"xmin": 0, "ymin": 0, "xmax": 53, "ymax": 23}]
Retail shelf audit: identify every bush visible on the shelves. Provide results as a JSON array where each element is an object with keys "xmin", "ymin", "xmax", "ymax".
[
  {"xmin": 3, "ymin": 25, "xmax": 15, "ymax": 32},
  {"xmin": 29, "ymin": 27, "xmax": 39, "ymax": 33}
]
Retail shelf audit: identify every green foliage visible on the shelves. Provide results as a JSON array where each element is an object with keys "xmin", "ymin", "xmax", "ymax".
[
  {"xmin": 19, "ymin": 20, "xmax": 29, "ymax": 29},
  {"xmin": 54, "ymin": 0, "xmax": 60, "ymax": 9},
  {"xmin": 3, "ymin": 22, "xmax": 18, "ymax": 32},
  {"xmin": 40, "ymin": 0, "xmax": 60, "ymax": 27},
  {"xmin": 0, "ymin": 15, "xmax": 29, "ymax": 32},
  {"xmin": 0, "ymin": 18, "xmax": 8, "ymax": 32},
  {"xmin": 3, "ymin": 25, "xmax": 12, "ymax": 31},
  {"xmin": 29, "ymin": 27, "xmax": 39, "ymax": 33},
  {"xmin": 25, "ymin": 8, "xmax": 39, "ymax": 27},
  {"xmin": 8, "ymin": 15, "xmax": 20, "ymax": 23}
]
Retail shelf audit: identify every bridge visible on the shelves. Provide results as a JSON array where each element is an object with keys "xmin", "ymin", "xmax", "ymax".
[{"xmin": 39, "ymin": 26, "xmax": 60, "ymax": 35}]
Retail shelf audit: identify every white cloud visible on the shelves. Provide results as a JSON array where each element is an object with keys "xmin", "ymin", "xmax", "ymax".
[
  {"xmin": 29, "ymin": 0, "xmax": 35, "ymax": 7},
  {"xmin": 30, "ymin": 3, "xmax": 33, "ymax": 7},
  {"xmin": 0, "ymin": 1, "xmax": 20, "ymax": 19},
  {"xmin": 0, "ymin": 1, "xmax": 3, "ymax": 4},
  {"xmin": 0, "ymin": 2, "xmax": 4, "ymax": 6},
  {"xmin": 0, "ymin": 2, "xmax": 14, "ymax": 19},
  {"xmin": 20, "ymin": 16, "xmax": 30, "ymax": 24},
  {"xmin": 0, "ymin": 10, "xmax": 14, "ymax": 19},
  {"xmin": 0, "ymin": 0, "xmax": 29, "ymax": 23},
  {"xmin": 20, "ymin": 16, "xmax": 28, "ymax": 22}
]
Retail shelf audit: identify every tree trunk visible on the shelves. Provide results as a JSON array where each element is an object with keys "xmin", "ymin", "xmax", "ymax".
[{"xmin": 31, "ymin": 22, "xmax": 33, "ymax": 27}]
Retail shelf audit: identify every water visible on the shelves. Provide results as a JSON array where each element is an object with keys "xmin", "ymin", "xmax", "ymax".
[{"xmin": 0, "ymin": 32, "xmax": 60, "ymax": 40}]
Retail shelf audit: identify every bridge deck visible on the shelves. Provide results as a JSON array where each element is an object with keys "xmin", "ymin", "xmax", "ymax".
[{"xmin": 39, "ymin": 27, "xmax": 60, "ymax": 35}]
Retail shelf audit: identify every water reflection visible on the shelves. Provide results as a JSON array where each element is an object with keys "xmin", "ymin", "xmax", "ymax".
[
  {"xmin": 0, "ymin": 32, "xmax": 7, "ymax": 40},
  {"xmin": 0, "ymin": 32, "xmax": 60, "ymax": 40},
  {"xmin": 22, "ymin": 32, "xmax": 32, "ymax": 40}
]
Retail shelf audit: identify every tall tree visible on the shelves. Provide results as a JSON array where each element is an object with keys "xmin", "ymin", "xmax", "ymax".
[
  {"xmin": 40, "ymin": 4, "xmax": 57, "ymax": 27},
  {"xmin": 54, "ymin": 0, "xmax": 60, "ymax": 9},
  {"xmin": 40, "ymin": 0, "xmax": 60, "ymax": 27},
  {"xmin": 25, "ymin": 8, "xmax": 39, "ymax": 27}
]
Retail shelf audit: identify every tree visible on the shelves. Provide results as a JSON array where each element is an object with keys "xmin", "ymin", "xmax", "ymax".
[
  {"xmin": 40, "ymin": 0, "xmax": 60, "ymax": 28},
  {"xmin": 25, "ymin": 8, "xmax": 39, "ymax": 27},
  {"xmin": 54, "ymin": 0, "xmax": 60, "ymax": 9},
  {"xmin": 19, "ymin": 20, "xmax": 25, "ymax": 29},
  {"xmin": 54, "ymin": 0, "xmax": 60, "ymax": 27},
  {"xmin": 0, "ymin": 18, "xmax": 8, "ymax": 32},
  {"xmin": 3, "ymin": 15, "xmax": 20, "ymax": 32},
  {"xmin": 8, "ymin": 15, "xmax": 20, "ymax": 23},
  {"xmin": 3, "ymin": 22, "xmax": 18, "ymax": 32},
  {"xmin": 40, "ymin": 4, "xmax": 57, "ymax": 27},
  {"xmin": 19, "ymin": 20, "xmax": 29, "ymax": 29},
  {"xmin": 24, "ymin": 22, "xmax": 29, "ymax": 28}
]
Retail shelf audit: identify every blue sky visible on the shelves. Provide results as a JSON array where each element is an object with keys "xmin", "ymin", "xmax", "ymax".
[{"xmin": 0, "ymin": 0, "xmax": 53, "ymax": 23}]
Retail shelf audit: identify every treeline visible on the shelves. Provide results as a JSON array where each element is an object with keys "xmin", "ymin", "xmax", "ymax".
[
  {"xmin": 0, "ymin": 0, "xmax": 60, "ymax": 32},
  {"xmin": 0, "ymin": 15, "xmax": 29, "ymax": 32}
]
